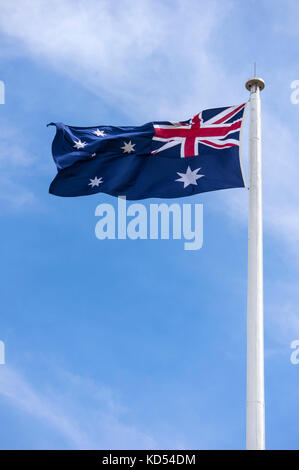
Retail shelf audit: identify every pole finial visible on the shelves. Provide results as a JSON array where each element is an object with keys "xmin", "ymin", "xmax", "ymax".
[{"xmin": 245, "ymin": 77, "xmax": 265, "ymax": 91}]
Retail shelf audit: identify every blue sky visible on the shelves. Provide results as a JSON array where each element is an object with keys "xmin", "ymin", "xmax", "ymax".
[{"xmin": 0, "ymin": 0, "xmax": 298, "ymax": 450}]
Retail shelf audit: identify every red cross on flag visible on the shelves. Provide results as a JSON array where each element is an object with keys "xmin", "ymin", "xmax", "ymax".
[{"xmin": 152, "ymin": 103, "xmax": 246, "ymax": 158}]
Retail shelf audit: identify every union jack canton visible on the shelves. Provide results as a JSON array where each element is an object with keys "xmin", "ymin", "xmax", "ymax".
[{"xmin": 49, "ymin": 103, "xmax": 246, "ymax": 200}]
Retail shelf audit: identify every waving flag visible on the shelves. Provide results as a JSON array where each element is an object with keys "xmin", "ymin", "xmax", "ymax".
[{"xmin": 49, "ymin": 103, "xmax": 246, "ymax": 200}]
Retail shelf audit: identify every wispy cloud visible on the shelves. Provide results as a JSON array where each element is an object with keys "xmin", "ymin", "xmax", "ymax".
[
  {"xmin": 0, "ymin": 123, "xmax": 36, "ymax": 208},
  {"xmin": 0, "ymin": 365, "xmax": 157, "ymax": 449},
  {"xmin": 0, "ymin": 0, "xmax": 233, "ymax": 118}
]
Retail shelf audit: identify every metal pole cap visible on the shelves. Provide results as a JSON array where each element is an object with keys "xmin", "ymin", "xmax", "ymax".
[{"xmin": 245, "ymin": 77, "xmax": 265, "ymax": 91}]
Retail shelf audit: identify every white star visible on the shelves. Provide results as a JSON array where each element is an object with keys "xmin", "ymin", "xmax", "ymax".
[
  {"xmin": 93, "ymin": 129, "xmax": 106, "ymax": 137},
  {"xmin": 121, "ymin": 140, "xmax": 136, "ymax": 154},
  {"xmin": 175, "ymin": 166, "xmax": 204, "ymax": 188},
  {"xmin": 88, "ymin": 176, "xmax": 103, "ymax": 188},
  {"xmin": 73, "ymin": 139, "xmax": 87, "ymax": 150},
  {"xmin": 91, "ymin": 153, "xmax": 96, "ymax": 158}
]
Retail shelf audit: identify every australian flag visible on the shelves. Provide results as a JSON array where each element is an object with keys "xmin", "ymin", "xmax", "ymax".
[{"xmin": 49, "ymin": 103, "xmax": 246, "ymax": 200}]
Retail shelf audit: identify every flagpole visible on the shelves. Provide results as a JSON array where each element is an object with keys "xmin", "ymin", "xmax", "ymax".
[{"xmin": 245, "ymin": 77, "xmax": 265, "ymax": 450}]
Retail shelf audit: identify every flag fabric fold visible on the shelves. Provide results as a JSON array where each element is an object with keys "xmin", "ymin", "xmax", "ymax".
[{"xmin": 49, "ymin": 103, "xmax": 246, "ymax": 200}]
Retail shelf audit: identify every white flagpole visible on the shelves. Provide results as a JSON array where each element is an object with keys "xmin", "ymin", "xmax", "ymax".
[{"xmin": 245, "ymin": 77, "xmax": 265, "ymax": 450}]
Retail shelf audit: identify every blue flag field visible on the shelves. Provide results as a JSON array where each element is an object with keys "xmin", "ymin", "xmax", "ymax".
[{"xmin": 49, "ymin": 103, "xmax": 246, "ymax": 200}]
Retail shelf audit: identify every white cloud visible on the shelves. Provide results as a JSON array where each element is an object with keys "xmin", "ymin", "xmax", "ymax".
[
  {"xmin": 0, "ymin": 0, "xmax": 234, "ymax": 119},
  {"xmin": 0, "ymin": 366, "xmax": 93, "ymax": 448},
  {"xmin": 0, "ymin": 365, "xmax": 157, "ymax": 449}
]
